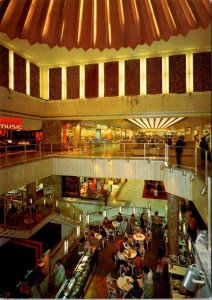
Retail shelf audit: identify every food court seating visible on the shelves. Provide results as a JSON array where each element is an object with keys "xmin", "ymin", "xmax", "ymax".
[
  {"xmin": 106, "ymin": 273, "xmax": 121, "ymax": 298},
  {"xmin": 101, "ymin": 235, "xmax": 109, "ymax": 248},
  {"xmin": 106, "ymin": 228, "xmax": 116, "ymax": 241}
]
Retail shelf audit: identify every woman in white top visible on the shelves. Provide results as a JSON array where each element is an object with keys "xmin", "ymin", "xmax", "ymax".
[{"xmin": 143, "ymin": 265, "xmax": 153, "ymax": 298}]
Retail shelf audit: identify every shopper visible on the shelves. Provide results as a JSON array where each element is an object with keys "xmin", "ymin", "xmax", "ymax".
[
  {"xmin": 175, "ymin": 135, "xmax": 186, "ymax": 167},
  {"xmin": 143, "ymin": 265, "xmax": 153, "ymax": 298},
  {"xmin": 199, "ymin": 136, "xmax": 209, "ymax": 166},
  {"xmin": 52, "ymin": 259, "xmax": 66, "ymax": 288}
]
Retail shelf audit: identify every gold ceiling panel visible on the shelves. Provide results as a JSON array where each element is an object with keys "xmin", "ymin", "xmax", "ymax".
[{"xmin": 0, "ymin": 0, "xmax": 210, "ymax": 51}]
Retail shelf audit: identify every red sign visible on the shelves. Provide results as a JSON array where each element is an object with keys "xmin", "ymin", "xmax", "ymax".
[{"xmin": 0, "ymin": 117, "xmax": 23, "ymax": 130}]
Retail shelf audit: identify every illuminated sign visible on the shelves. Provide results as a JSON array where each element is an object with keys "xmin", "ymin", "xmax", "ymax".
[{"xmin": 0, "ymin": 117, "xmax": 23, "ymax": 130}]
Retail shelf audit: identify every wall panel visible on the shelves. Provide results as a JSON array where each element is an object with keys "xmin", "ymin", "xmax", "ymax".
[
  {"xmin": 169, "ymin": 55, "xmax": 186, "ymax": 93},
  {"xmin": 49, "ymin": 68, "xmax": 62, "ymax": 100},
  {"xmin": 146, "ymin": 57, "xmax": 162, "ymax": 94},
  {"xmin": 193, "ymin": 52, "xmax": 211, "ymax": 92},
  {"xmin": 14, "ymin": 53, "xmax": 26, "ymax": 94},
  {"xmin": 85, "ymin": 64, "xmax": 99, "ymax": 98},
  {"xmin": 30, "ymin": 63, "xmax": 40, "ymax": 98},
  {"xmin": 0, "ymin": 45, "xmax": 9, "ymax": 89},
  {"xmin": 125, "ymin": 59, "xmax": 140, "ymax": 96},
  {"xmin": 67, "ymin": 66, "xmax": 80, "ymax": 99},
  {"xmin": 104, "ymin": 62, "xmax": 119, "ymax": 97}
]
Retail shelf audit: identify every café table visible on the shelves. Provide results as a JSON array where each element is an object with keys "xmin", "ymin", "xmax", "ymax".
[
  {"xmin": 123, "ymin": 248, "xmax": 137, "ymax": 260},
  {"xmin": 117, "ymin": 276, "xmax": 133, "ymax": 292},
  {"xmin": 133, "ymin": 233, "xmax": 145, "ymax": 242},
  {"xmin": 94, "ymin": 232, "xmax": 102, "ymax": 240},
  {"xmin": 112, "ymin": 220, "xmax": 120, "ymax": 229}
]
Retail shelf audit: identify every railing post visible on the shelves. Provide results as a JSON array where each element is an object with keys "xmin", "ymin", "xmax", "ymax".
[
  {"xmin": 124, "ymin": 143, "xmax": 126, "ymax": 158},
  {"xmin": 24, "ymin": 145, "xmax": 27, "ymax": 161},
  {"xmin": 39, "ymin": 143, "xmax": 42, "ymax": 158},
  {"xmin": 144, "ymin": 143, "xmax": 146, "ymax": 160},
  {"xmin": 5, "ymin": 146, "xmax": 8, "ymax": 166},
  {"xmin": 51, "ymin": 143, "xmax": 53, "ymax": 154},
  {"xmin": 194, "ymin": 148, "xmax": 198, "ymax": 174},
  {"xmin": 205, "ymin": 150, "xmax": 208, "ymax": 184}
]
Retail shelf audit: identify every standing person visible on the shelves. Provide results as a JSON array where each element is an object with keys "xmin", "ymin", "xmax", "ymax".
[
  {"xmin": 152, "ymin": 211, "xmax": 161, "ymax": 237},
  {"xmin": 199, "ymin": 136, "xmax": 209, "ymax": 167},
  {"xmin": 140, "ymin": 213, "xmax": 145, "ymax": 230},
  {"xmin": 116, "ymin": 212, "xmax": 123, "ymax": 223},
  {"xmin": 143, "ymin": 265, "xmax": 153, "ymax": 298},
  {"xmin": 129, "ymin": 213, "xmax": 137, "ymax": 231},
  {"xmin": 52, "ymin": 259, "xmax": 66, "ymax": 288},
  {"xmin": 175, "ymin": 135, "xmax": 186, "ymax": 167}
]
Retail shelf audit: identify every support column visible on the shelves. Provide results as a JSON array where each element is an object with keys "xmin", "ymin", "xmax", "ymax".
[
  {"xmin": 74, "ymin": 125, "xmax": 81, "ymax": 145},
  {"xmin": 42, "ymin": 120, "xmax": 62, "ymax": 149},
  {"xmin": 168, "ymin": 193, "xmax": 179, "ymax": 256}
]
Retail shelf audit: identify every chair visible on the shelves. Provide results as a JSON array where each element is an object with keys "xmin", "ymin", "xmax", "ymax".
[
  {"xmin": 145, "ymin": 230, "xmax": 152, "ymax": 249},
  {"xmin": 101, "ymin": 235, "xmax": 109, "ymax": 248},
  {"xmin": 106, "ymin": 228, "xmax": 116, "ymax": 241},
  {"xmin": 106, "ymin": 273, "xmax": 120, "ymax": 298}
]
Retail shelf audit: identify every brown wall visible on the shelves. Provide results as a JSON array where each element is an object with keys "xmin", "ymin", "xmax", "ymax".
[
  {"xmin": 67, "ymin": 66, "xmax": 80, "ymax": 99},
  {"xmin": 125, "ymin": 59, "xmax": 140, "ymax": 96},
  {"xmin": 14, "ymin": 53, "xmax": 26, "ymax": 94},
  {"xmin": 0, "ymin": 45, "xmax": 9, "ymax": 89},
  {"xmin": 85, "ymin": 64, "xmax": 99, "ymax": 98},
  {"xmin": 169, "ymin": 55, "xmax": 186, "ymax": 93},
  {"xmin": 193, "ymin": 52, "xmax": 211, "ymax": 92},
  {"xmin": 146, "ymin": 57, "xmax": 162, "ymax": 94},
  {"xmin": 49, "ymin": 68, "xmax": 62, "ymax": 100},
  {"xmin": 30, "ymin": 63, "xmax": 40, "ymax": 98},
  {"xmin": 104, "ymin": 61, "xmax": 119, "ymax": 97}
]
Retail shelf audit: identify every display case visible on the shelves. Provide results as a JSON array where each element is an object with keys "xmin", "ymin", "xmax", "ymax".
[{"xmin": 55, "ymin": 251, "xmax": 95, "ymax": 299}]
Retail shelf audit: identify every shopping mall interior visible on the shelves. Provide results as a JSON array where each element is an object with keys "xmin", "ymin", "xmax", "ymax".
[{"xmin": 0, "ymin": 0, "xmax": 211, "ymax": 299}]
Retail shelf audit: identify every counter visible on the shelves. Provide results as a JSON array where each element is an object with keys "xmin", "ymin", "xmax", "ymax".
[{"xmin": 55, "ymin": 250, "xmax": 96, "ymax": 299}]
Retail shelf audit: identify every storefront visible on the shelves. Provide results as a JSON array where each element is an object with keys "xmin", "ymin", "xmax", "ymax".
[{"xmin": 62, "ymin": 176, "xmax": 114, "ymax": 203}]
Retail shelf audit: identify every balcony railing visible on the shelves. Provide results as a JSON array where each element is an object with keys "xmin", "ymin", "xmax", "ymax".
[{"xmin": 0, "ymin": 141, "xmax": 211, "ymax": 180}]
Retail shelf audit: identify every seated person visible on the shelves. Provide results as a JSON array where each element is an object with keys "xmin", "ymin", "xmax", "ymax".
[
  {"xmin": 129, "ymin": 275, "xmax": 144, "ymax": 298},
  {"xmin": 123, "ymin": 237, "xmax": 131, "ymax": 250},
  {"xmin": 118, "ymin": 217, "xmax": 128, "ymax": 235},
  {"xmin": 88, "ymin": 232, "xmax": 100, "ymax": 249},
  {"xmin": 102, "ymin": 216, "xmax": 110, "ymax": 228},
  {"xmin": 116, "ymin": 212, "xmax": 123, "ymax": 223},
  {"xmin": 99, "ymin": 225, "xmax": 107, "ymax": 238},
  {"xmin": 86, "ymin": 225, "xmax": 95, "ymax": 237},
  {"xmin": 117, "ymin": 245, "xmax": 126, "ymax": 262}
]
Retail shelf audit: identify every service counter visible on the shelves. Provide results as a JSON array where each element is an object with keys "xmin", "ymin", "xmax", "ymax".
[{"xmin": 55, "ymin": 250, "xmax": 96, "ymax": 299}]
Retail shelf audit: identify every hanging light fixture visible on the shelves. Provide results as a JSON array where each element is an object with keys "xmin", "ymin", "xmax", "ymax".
[
  {"xmin": 76, "ymin": 225, "xmax": 80, "ymax": 237},
  {"xmin": 201, "ymin": 187, "xmax": 207, "ymax": 196}
]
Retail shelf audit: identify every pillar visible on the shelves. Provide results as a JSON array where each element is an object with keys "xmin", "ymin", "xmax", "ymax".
[
  {"xmin": 74, "ymin": 125, "xmax": 81, "ymax": 145},
  {"xmin": 168, "ymin": 193, "xmax": 179, "ymax": 256},
  {"xmin": 26, "ymin": 182, "xmax": 36, "ymax": 203},
  {"xmin": 42, "ymin": 120, "xmax": 62, "ymax": 150}
]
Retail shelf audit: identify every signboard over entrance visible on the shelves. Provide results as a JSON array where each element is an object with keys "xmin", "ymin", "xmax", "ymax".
[{"xmin": 0, "ymin": 117, "xmax": 23, "ymax": 130}]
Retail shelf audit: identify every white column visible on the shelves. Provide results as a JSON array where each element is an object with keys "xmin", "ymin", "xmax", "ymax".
[
  {"xmin": 9, "ymin": 50, "xmax": 14, "ymax": 90},
  {"xmin": 80, "ymin": 64, "xmax": 85, "ymax": 99},
  {"xmin": 99, "ymin": 62, "xmax": 104, "ymax": 97},
  {"xmin": 186, "ymin": 52, "xmax": 193, "ymax": 93},
  {"xmin": 162, "ymin": 56, "xmax": 169, "ymax": 94},
  {"xmin": 26, "ymin": 60, "xmax": 30, "ymax": 96},
  {"xmin": 62, "ymin": 66, "xmax": 67, "ymax": 100},
  {"xmin": 119, "ymin": 60, "xmax": 125, "ymax": 96},
  {"xmin": 40, "ymin": 66, "xmax": 49, "ymax": 100},
  {"xmin": 140, "ymin": 58, "xmax": 146, "ymax": 95}
]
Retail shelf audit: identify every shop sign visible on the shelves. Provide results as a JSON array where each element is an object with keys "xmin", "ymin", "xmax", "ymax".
[
  {"xmin": 81, "ymin": 120, "xmax": 95, "ymax": 127},
  {"xmin": 0, "ymin": 117, "xmax": 23, "ymax": 130},
  {"xmin": 96, "ymin": 124, "xmax": 108, "ymax": 130}
]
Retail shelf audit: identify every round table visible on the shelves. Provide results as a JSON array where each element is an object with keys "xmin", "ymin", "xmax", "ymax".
[
  {"xmin": 95, "ymin": 232, "xmax": 102, "ymax": 240},
  {"xmin": 133, "ymin": 233, "xmax": 145, "ymax": 242},
  {"xmin": 112, "ymin": 221, "xmax": 120, "ymax": 228},
  {"xmin": 123, "ymin": 248, "xmax": 137, "ymax": 259},
  {"xmin": 117, "ymin": 276, "xmax": 133, "ymax": 292}
]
